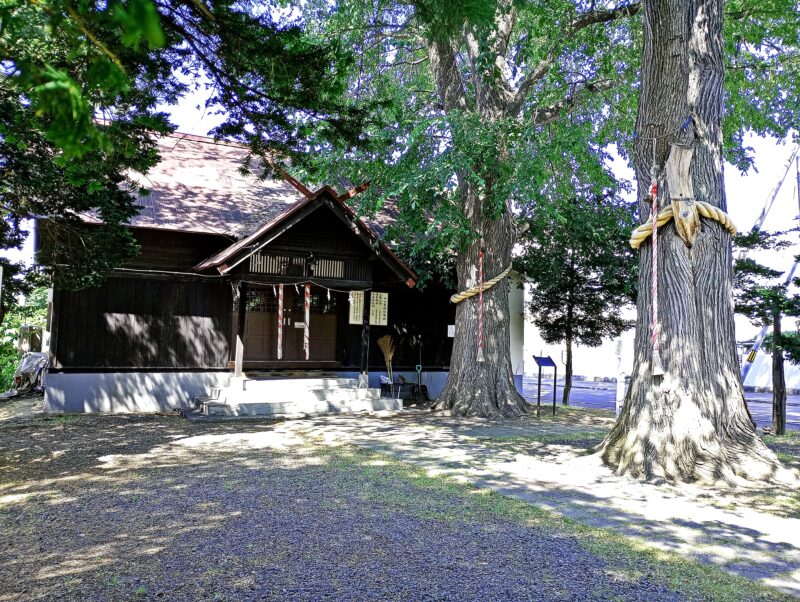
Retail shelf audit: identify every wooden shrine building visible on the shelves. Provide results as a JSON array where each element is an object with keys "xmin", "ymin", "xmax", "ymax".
[{"xmin": 39, "ymin": 133, "xmax": 523, "ymax": 414}]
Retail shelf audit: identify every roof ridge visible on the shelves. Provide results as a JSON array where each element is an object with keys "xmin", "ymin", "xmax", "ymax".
[{"xmin": 162, "ymin": 130, "xmax": 247, "ymax": 149}]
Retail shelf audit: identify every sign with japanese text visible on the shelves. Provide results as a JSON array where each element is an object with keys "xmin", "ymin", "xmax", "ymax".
[
  {"xmin": 369, "ymin": 292, "xmax": 389, "ymax": 326},
  {"xmin": 349, "ymin": 291, "xmax": 365, "ymax": 324}
]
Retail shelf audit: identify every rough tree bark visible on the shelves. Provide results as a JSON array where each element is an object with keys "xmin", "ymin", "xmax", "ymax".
[
  {"xmin": 598, "ymin": 0, "xmax": 792, "ymax": 484},
  {"xmin": 436, "ymin": 203, "xmax": 529, "ymax": 416},
  {"xmin": 427, "ymin": 32, "xmax": 528, "ymax": 417},
  {"xmin": 772, "ymin": 310, "xmax": 787, "ymax": 435}
]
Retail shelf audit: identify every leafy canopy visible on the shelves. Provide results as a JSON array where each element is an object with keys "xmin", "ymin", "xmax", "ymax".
[
  {"xmin": 515, "ymin": 189, "xmax": 637, "ymax": 347},
  {"xmin": 1, "ymin": 0, "xmax": 799, "ymax": 301},
  {"xmin": 292, "ymin": 0, "xmax": 800, "ymax": 283},
  {"xmin": 294, "ymin": 0, "xmax": 642, "ymax": 280},
  {"xmin": 0, "ymin": 0, "xmax": 365, "ymax": 302}
]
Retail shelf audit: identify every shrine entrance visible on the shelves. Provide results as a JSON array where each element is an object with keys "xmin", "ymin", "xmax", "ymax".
[{"xmin": 231, "ymin": 285, "xmax": 339, "ymax": 365}]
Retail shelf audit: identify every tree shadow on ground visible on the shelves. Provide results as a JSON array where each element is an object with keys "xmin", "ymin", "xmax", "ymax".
[
  {"xmin": 0, "ymin": 415, "xmax": 711, "ymax": 602},
  {"xmin": 0, "ymin": 410, "xmax": 798, "ymax": 599}
]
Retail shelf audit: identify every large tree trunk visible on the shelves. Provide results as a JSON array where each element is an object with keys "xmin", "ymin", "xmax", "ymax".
[
  {"xmin": 435, "ymin": 192, "xmax": 529, "ymax": 417},
  {"xmin": 772, "ymin": 311, "xmax": 787, "ymax": 435},
  {"xmin": 598, "ymin": 0, "xmax": 789, "ymax": 484},
  {"xmin": 426, "ymin": 34, "xmax": 528, "ymax": 417}
]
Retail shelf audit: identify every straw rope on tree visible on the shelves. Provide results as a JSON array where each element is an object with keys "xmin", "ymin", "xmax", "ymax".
[
  {"xmin": 449, "ymin": 263, "xmax": 513, "ymax": 304},
  {"xmin": 629, "ymin": 201, "xmax": 736, "ymax": 250}
]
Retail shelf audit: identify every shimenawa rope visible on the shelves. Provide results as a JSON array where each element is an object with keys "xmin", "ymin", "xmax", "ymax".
[
  {"xmin": 629, "ymin": 201, "xmax": 736, "ymax": 249},
  {"xmin": 450, "ymin": 263, "xmax": 513, "ymax": 304}
]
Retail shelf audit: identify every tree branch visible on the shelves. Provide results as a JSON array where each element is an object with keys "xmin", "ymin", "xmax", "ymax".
[
  {"xmin": 507, "ymin": 2, "xmax": 640, "ymax": 116},
  {"xmin": 426, "ymin": 38, "xmax": 468, "ymax": 112},
  {"xmin": 570, "ymin": 2, "xmax": 641, "ymax": 31},
  {"xmin": 532, "ymin": 78, "xmax": 616, "ymax": 126}
]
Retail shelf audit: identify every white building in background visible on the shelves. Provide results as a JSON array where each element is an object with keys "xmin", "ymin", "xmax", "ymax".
[{"xmin": 521, "ymin": 284, "xmax": 636, "ymax": 382}]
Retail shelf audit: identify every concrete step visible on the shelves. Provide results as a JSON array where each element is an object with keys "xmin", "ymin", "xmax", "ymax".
[
  {"xmin": 228, "ymin": 377, "xmax": 361, "ymax": 393},
  {"xmin": 201, "ymin": 396, "xmax": 402, "ymax": 418},
  {"xmin": 215, "ymin": 386, "xmax": 381, "ymax": 405}
]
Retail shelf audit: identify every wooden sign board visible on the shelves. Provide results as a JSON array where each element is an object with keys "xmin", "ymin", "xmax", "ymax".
[
  {"xmin": 370, "ymin": 292, "xmax": 388, "ymax": 326},
  {"xmin": 349, "ymin": 291, "xmax": 364, "ymax": 325}
]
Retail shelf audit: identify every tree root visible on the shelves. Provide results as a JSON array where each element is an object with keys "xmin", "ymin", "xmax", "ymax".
[
  {"xmin": 435, "ymin": 381, "xmax": 529, "ymax": 418},
  {"xmin": 597, "ymin": 410, "xmax": 799, "ymax": 487}
]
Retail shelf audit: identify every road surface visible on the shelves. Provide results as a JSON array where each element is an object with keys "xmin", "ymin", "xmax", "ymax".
[{"xmin": 522, "ymin": 377, "xmax": 800, "ymax": 432}]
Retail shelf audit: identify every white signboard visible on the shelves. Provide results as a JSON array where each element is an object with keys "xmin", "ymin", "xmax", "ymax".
[
  {"xmin": 447, "ymin": 324, "xmax": 455, "ymax": 338},
  {"xmin": 349, "ymin": 291, "xmax": 365, "ymax": 325},
  {"xmin": 370, "ymin": 292, "xmax": 389, "ymax": 326}
]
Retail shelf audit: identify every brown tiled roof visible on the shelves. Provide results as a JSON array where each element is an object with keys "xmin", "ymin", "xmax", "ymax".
[
  {"xmin": 95, "ymin": 132, "xmax": 402, "ymax": 244},
  {"xmin": 96, "ymin": 133, "xmax": 309, "ymax": 237}
]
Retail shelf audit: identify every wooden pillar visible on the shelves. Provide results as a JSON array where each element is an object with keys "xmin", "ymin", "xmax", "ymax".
[
  {"xmin": 359, "ymin": 291, "xmax": 371, "ymax": 388},
  {"xmin": 234, "ymin": 281, "xmax": 248, "ymax": 377}
]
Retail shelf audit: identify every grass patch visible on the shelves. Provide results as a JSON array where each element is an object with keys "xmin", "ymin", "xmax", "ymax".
[
  {"xmin": 476, "ymin": 431, "xmax": 607, "ymax": 456},
  {"xmin": 764, "ymin": 431, "xmax": 800, "ymax": 468},
  {"xmin": 328, "ymin": 444, "xmax": 793, "ymax": 602}
]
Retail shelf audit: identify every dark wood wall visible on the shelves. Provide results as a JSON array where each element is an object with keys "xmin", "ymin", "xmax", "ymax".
[
  {"xmin": 52, "ymin": 276, "xmax": 231, "ymax": 369},
  {"xmin": 128, "ymin": 228, "xmax": 231, "ymax": 271},
  {"xmin": 339, "ymin": 283, "xmax": 456, "ymax": 370}
]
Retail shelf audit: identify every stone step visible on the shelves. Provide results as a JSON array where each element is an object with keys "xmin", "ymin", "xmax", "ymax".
[
  {"xmin": 228, "ymin": 377, "xmax": 361, "ymax": 393},
  {"xmin": 201, "ymin": 396, "xmax": 402, "ymax": 418},
  {"xmin": 215, "ymin": 386, "xmax": 381, "ymax": 405}
]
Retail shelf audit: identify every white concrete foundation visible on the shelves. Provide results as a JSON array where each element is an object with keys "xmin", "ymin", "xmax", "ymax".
[{"xmin": 45, "ymin": 371, "xmax": 231, "ymax": 413}]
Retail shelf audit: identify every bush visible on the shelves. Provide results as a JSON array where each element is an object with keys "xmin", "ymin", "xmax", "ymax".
[{"xmin": 0, "ymin": 287, "xmax": 48, "ymax": 391}]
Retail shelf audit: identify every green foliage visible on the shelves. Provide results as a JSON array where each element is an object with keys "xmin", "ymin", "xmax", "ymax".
[
  {"xmin": 1, "ymin": 0, "xmax": 367, "ymax": 290},
  {"xmin": 0, "ymin": 287, "xmax": 47, "ymax": 390},
  {"xmin": 764, "ymin": 331, "xmax": 800, "ymax": 366},
  {"xmin": 3, "ymin": 0, "xmax": 799, "ymax": 297},
  {"xmin": 733, "ymin": 229, "xmax": 800, "ymax": 327},
  {"xmin": 723, "ymin": 0, "xmax": 800, "ymax": 170},
  {"xmin": 515, "ymin": 190, "xmax": 637, "ymax": 348},
  {"xmin": 295, "ymin": 0, "xmax": 642, "ymax": 279}
]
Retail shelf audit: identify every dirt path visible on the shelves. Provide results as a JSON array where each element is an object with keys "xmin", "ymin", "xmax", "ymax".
[
  {"xmin": 1, "ymin": 402, "xmax": 797, "ymax": 599},
  {"xmin": 278, "ymin": 412, "xmax": 800, "ymax": 596},
  {"xmin": 0, "ymin": 413, "xmax": 729, "ymax": 602}
]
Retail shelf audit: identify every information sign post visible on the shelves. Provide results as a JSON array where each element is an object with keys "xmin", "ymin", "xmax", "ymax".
[{"xmin": 532, "ymin": 356, "xmax": 557, "ymax": 418}]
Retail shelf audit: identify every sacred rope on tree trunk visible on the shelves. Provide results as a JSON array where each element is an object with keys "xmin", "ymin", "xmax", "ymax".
[
  {"xmin": 301, "ymin": 0, "xmax": 644, "ymax": 417},
  {"xmin": 597, "ymin": 0, "xmax": 797, "ymax": 485}
]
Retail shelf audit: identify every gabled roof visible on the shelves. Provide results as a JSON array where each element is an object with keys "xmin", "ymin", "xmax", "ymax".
[
  {"xmin": 194, "ymin": 185, "xmax": 417, "ymax": 287},
  {"xmin": 99, "ymin": 133, "xmax": 309, "ymax": 236},
  {"xmin": 82, "ymin": 130, "xmax": 415, "ymax": 285}
]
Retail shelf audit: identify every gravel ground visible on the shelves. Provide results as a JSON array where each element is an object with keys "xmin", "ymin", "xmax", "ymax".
[{"xmin": 0, "ymin": 414, "xmax": 720, "ymax": 602}]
